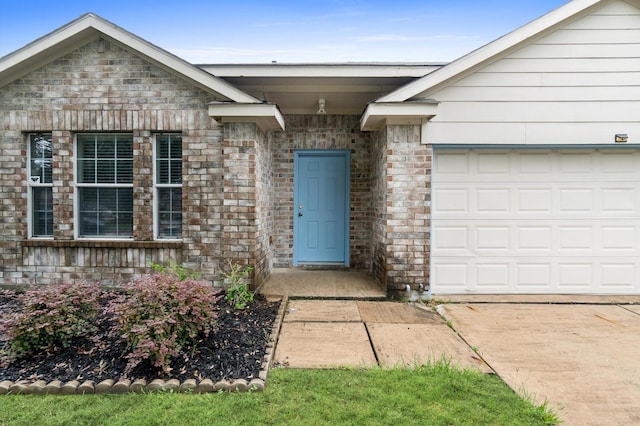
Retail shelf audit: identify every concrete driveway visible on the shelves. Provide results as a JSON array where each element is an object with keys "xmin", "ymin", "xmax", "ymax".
[{"xmin": 441, "ymin": 303, "xmax": 640, "ymax": 426}]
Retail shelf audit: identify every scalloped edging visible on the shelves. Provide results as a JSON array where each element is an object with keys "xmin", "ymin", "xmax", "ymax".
[{"xmin": 0, "ymin": 296, "xmax": 287, "ymax": 395}]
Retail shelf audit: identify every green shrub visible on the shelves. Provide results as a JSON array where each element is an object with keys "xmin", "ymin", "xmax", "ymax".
[
  {"xmin": 0, "ymin": 283, "xmax": 101, "ymax": 362},
  {"xmin": 151, "ymin": 261, "xmax": 199, "ymax": 281},
  {"xmin": 221, "ymin": 263, "xmax": 254, "ymax": 309},
  {"xmin": 107, "ymin": 273, "xmax": 222, "ymax": 375}
]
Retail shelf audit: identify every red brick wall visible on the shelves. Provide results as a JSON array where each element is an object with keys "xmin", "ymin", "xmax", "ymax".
[
  {"xmin": 0, "ymin": 38, "xmax": 224, "ymax": 286},
  {"xmin": 271, "ymin": 115, "xmax": 373, "ymax": 269}
]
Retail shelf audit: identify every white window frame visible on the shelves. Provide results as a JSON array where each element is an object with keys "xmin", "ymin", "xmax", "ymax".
[
  {"xmin": 74, "ymin": 133, "xmax": 134, "ymax": 240},
  {"xmin": 27, "ymin": 133, "xmax": 54, "ymax": 239},
  {"xmin": 154, "ymin": 133, "xmax": 183, "ymax": 240}
]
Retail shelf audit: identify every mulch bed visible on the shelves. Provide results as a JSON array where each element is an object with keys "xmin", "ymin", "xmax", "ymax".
[{"xmin": 0, "ymin": 292, "xmax": 280, "ymax": 386}]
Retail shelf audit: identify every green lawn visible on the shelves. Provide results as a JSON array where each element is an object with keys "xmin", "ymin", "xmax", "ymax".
[{"xmin": 0, "ymin": 365, "xmax": 559, "ymax": 426}]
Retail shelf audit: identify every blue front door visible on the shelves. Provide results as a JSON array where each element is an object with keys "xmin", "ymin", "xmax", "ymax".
[{"xmin": 293, "ymin": 150, "xmax": 350, "ymax": 266}]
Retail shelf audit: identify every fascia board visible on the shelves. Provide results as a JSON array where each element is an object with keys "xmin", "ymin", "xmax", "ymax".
[
  {"xmin": 360, "ymin": 102, "xmax": 439, "ymax": 131},
  {"xmin": 208, "ymin": 103, "xmax": 285, "ymax": 132}
]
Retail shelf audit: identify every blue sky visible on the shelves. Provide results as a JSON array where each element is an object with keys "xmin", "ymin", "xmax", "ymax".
[{"xmin": 0, "ymin": 0, "xmax": 570, "ymax": 63}]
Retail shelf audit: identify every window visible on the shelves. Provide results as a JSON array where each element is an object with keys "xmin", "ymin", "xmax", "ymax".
[
  {"xmin": 155, "ymin": 134, "xmax": 182, "ymax": 239},
  {"xmin": 29, "ymin": 134, "xmax": 53, "ymax": 237},
  {"xmin": 76, "ymin": 134, "xmax": 133, "ymax": 238}
]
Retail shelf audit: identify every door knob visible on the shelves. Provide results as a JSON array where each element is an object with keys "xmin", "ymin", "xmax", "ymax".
[{"xmin": 298, "ymin": 212, "xmax": 303, "ymax": 217}]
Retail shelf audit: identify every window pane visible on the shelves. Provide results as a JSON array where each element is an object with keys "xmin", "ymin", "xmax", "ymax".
[
  {"xmin": 78, "ymin": 160, "xmax": 96, "ymax": 183},
  {"xmin": 170, "ymin": 137, "xmax": 182, "ymax": 159},
  {"xmin": 96, "ymin": 160, "xmax": 115, "ymax": 183},
  {"xmin": 77, "ymin": 134, "xmax": 133, "ymax": 184},
  {"xmin": 30, "ymin": 134, "xmax": 53, "ymax": 184},
  {"xmin": 78, "ymin": 135, "xmax": 96, "ymax": 158},
  {"xmin": 157, "ymin": 187, "xmax": 182, "ymax": 238},
  {"xmin": 117, "ymin": 159, "xmax": 133, "ymax": 183},
  {"xmin": 96, "ymin": 135, "xmax": 115, "ymax": 158},
  {"xmin": 156, "ymin": 134, "xmax": 181, "ymax": 184},
  {"xmin": 117, "ymin": 137, "xmax": 133, "ymax": 158},
  {"xmin": 170, "ymin": 160, "xmax": 182, "ymax": 184},
  {"xmin": 32, "ymin": 187, "xmax": 53, "ymax": 237},
  {"xmin": 79, "ymin": 187, "xmax": 133, "ymax": 237},
  {"xmin": 157, "ymin": 159, "xmax": 169, "ymax": 183}
]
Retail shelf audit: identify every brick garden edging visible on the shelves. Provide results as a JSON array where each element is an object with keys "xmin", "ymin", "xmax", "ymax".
[{"xmin": 0, "ymin": 296, "xmax": 287, "ymax": 395}]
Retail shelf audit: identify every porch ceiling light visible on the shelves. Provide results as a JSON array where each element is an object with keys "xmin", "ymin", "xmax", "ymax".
[{"xmin": 317, "ymin": 98, "xmax": 326, "ymax": 115}]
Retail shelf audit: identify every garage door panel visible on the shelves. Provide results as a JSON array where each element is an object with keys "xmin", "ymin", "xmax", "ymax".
[
  {"xmin": 601, "ymin": 188, "xmax": 636, "ymax": 212},
  {"xmin": 477, "ymin": 189, "xmax": 510, "ymax": 212},
  {"xmin": 434, "ymin": 188, "xmax": 468, "ymax": 213},
  {"xmin": 559, "ymin": 226, "xmax": 593, "ymax": 250},
  {"xmin": 432, "ymin": 149, "xmax": 640, "ymax": 295},
  {"xmin": 601, "ymin": 152, "xmax": 635, "ymax": 173},
  {"xmin": 517, "ymin": 227, "xmax": 552, "ymax": 250},
  {"xmin": 600, "ymin": 264, "xmax": 636, "ymax": 289},
  {"xmin": 476, "ymin": 264, "xmax": 510, "ymax": 289},
  {"xmin": 559, "ymin": 152, "xmax": 594, "ymax": 174},
  {"xmin": 602, "ymin": 226, "xmax": 637, "ymax": 250},
  {"xmin": 434, "ymin": 226, "xmax": 468, "ymax": 250},
  {"xmin": 518, "ymin": 189, "xmax": 552, "ymax": 213},
  {"xmin": 477, "ymin": 153, "xmax": 511, "ymax": 174},
  {"xmin": 558, "ymin": 264, "xmax": 594, "ymax": 288},
  {"xmin": 559, "ymin": 188, "xmax": 594, "ymax": 212},
  {"xmin": 476, "ymin": 226, "xmax": 510, "ymax": 250}
]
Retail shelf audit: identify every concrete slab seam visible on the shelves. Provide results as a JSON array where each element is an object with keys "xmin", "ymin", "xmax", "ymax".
[
  {"xmin": 619, "ymin": 304, "xmax": 640, "ymax": 317},
  {"xmin": 362, "ymin": 322, "xmax": 381, "ymax": 366},
  {"xmin": 434, "ymin": 304, "xmax": 497, "ymax": 376}
]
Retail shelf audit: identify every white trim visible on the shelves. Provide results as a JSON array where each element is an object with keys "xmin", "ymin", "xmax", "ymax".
[
  {"xmin": 200, "ymin": 63, "xmax": 443, "ymax": 78},
  {"xmin": 27, "ymin": 133, "xmax": 54, "ymax": 239},
  {"xmin": 0, "ymin": 14, "xmax": 260, "ymax": 103},
  {"xmin": 377, "ymin": 0, "xmax": 608, "ymax": 102},
  {"xmin": 360, "ymin": 102, "xmax": 439, "ymax": 131},
  {"xmin": 209, "ymin": 103, "xmax": 286, "ymax": 131},
  {"xmin": 74, "ymin": 133, "xmax": 135, "ymax": 239},
  {"xmin": 153, "ymin": 133, "xmax": 183, "ymax": 241}
]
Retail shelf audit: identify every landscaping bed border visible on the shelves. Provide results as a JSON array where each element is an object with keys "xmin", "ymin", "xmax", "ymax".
[{"xmin": 0, "ymin": 296, "xmax": 287, "ymax": 395}]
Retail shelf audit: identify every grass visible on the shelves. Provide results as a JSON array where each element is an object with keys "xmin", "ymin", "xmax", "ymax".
[{"xmin": 0, "ymin": 364, "xmax": 559, "ymax": 426}]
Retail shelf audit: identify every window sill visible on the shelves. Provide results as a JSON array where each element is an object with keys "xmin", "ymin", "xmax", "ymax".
[{"xmin": 23, "ymin": 240, "xmax": 183, "ymax": 249}]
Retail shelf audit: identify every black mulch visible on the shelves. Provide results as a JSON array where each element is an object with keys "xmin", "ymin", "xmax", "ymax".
[{"xmin": 0, "ymin": 293, "xmax": 279, "ymax": 384}]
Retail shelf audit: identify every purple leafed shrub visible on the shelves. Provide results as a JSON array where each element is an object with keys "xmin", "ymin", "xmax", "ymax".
[
  {"xmin": 0, "ymin": 283, "xmax": 101, "ymax": 362},
  {"xmin": 107, "ymin": 273, "xmax": 222, "ymax": 375}
]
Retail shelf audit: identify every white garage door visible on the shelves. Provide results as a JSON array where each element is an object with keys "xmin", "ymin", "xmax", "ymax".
[{"xmin": 431, "ymin": 149, "xmax": 640, "ymax": 295}]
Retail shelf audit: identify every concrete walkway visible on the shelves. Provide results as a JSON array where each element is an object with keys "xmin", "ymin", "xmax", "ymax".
[
  {"xmin": 258, "ymin": 268, "xmax": 386, "ymax": 299},
  {"xmin": 273, "ymin": 300, "xmax": 491, "ymax": 372},
  {"xmin": 272, "ymin": 299, "xmax": 640, "ymax": 425}
]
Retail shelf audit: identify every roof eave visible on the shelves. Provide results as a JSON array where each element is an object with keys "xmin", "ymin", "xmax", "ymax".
[
  {"xmin": 209, "ymin": 103, "xmax": 286, "ymax": 132},
  {"xmin": 0, "ymin": 13, "xmax": 260, "ymax": 103},
  {"xmin": 360, "ymin": 101, "xmax": 439, "ymax": 131}
]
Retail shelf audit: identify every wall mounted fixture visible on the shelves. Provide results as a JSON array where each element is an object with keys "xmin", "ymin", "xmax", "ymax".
[
  {"xmin": 316, "ymin": 98, "xmax": 326, "ymax": 115},
  {"xmin": 615, "ymin": 134, "xmax": 628, "ymax": 143}
]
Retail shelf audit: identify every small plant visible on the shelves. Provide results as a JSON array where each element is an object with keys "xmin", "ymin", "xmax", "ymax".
[
  {"xmin": 0, "ymin": 283, "xmax": 101, "ymax": 362},
  {"xmin": 221, "ymin": 262, "xmax": 254, "ymax": 310},
  {"xmin": 151, "ymin": 261, "xmax": 199, "ymax": 281},
  {"xmin": 107, "ymin": 272, "xmax": 221, "ymax": 375}
]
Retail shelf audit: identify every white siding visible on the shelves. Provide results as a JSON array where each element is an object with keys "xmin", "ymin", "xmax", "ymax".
[{"xmin": 420, "ymin": 0, "xmax": 640, "ymax": 145}]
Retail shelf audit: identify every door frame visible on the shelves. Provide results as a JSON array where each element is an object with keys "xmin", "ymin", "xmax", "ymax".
[{"xmin": 293, "ymin": 149, "xmax": 351, "ymax": 266}]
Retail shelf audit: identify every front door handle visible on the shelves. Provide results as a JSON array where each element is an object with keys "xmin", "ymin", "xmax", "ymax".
[{"xmin": 298, "ymin": 212, "xmax": 303, "ymax": 217}]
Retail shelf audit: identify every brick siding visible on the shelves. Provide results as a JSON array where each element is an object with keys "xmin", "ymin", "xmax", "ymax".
[
  {"xmin": 271, "ymin": 115, "xmax": 372, "ymax": 270},
  {"xmin": 0, "ymin": 38, "xmax": 225, "ymax": 286},
  {"xmin": 0, "ymin": 36, "xmax": 433, "ymax": 292}
]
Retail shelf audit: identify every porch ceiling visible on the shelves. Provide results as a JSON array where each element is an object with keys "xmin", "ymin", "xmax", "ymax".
[{"xmin": 199, "ymin": 64, "xmax": 445, "ymax": 115}]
